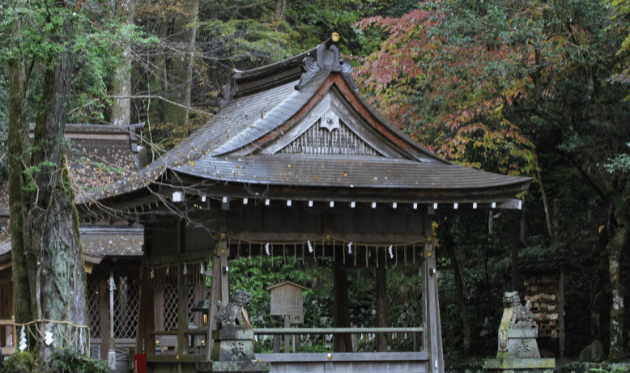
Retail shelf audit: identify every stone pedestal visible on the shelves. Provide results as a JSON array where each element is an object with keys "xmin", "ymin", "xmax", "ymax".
[
  {"xmin": 210, "ymin": 327, "xmax": 270, "ymax": 373},
  {"xmin": 485, "ymin": 358, "xmax": 555, "ymax": 373},
  {"xmin": 485, "ymin": 292, "xmax": 556, "ymax": 373}
]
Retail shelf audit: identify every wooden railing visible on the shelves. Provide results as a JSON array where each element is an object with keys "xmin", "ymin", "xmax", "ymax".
[
  {"xmin": 149, "ymin": 326, "xmax": 423, "ymax": 337},
  {"xmin": 252, "ymin": 327, "xmax": 423, "ymax": 335},
  {"xmin": 147, "ymin": 327, "xmax": 424, "ymax": 360}
]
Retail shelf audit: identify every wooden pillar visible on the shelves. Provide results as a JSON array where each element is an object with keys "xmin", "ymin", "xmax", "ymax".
[
  {"xmin": 511, "ymin": 210, "xmax": 520, "ymax": 292},
  {"xmin": 333, "ymin": 263, "xmax": 351, "ymax": 352},
  {"xmin": 194, "ymin": 282, "xmax": 205, "ymax": 328},
  {"xmin": 292, "ymin": 325, "xmax": 299, "ymax": 353},
  {"xmin": 177, "ymin": 262, "xmax": 188, "ymax": 357},
  {"xmin": 136, "ymin": 266, "xmax": 155, "ymax": 355},
  {"xmin": 206, "ymin": 242, "xmax": 228, "ymax": 360},
  {"xmin": 273, "ymin": 335, "xmax": 280, "ymax": 353},
  {"xmin": 375, "ymin": 266, "xmax": 388, "ymax": 352},
  {"xmin": 177, "ymin": 219, "xmax": 188, "ymax": 359},
  {"xmin": 423, "ymin": 217, "xmax": 444, "ymax": 373},
  {"xmin": 284, "ymin": 316, "xmax": 290, "ymax": 353},
  {"xmin": 135, "ymin": 271, "xmax": 145, "ymax": 354},
  {"xmin": 100, "ymin": 278, "xmax": 110, "ymax": 361}
]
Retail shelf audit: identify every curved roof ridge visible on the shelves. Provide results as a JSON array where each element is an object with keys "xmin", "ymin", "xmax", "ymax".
[
  {"xmin": 213, "ymin": 69, "xmax": 330, "ymax": 157},
  {"xmin": 232, "ymin": 40, "xmax": 329, "ymax": 82}
]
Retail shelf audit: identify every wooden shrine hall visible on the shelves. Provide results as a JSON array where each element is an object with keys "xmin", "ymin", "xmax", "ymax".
[{"xmin": 79, "ymin": 35, "xmax": 533, "ymax": 373}]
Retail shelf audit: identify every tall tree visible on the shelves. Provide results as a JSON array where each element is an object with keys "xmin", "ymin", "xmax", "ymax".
[
  {"xmin": 355, "ymin": 0, "xmax": 630, "ymax": 358},
  {"xmin": 2, "ymin": 0, "xmax": 141, "ymax": 360},
  {"xmin": 111, "ymin": 0, "xmax": 137, "ymax": 126},
  {"xmin": 25, "ymin": 24, "xmax": 87, "ymax": 360},
  {"xmin": 163, "ymin": 0, "xmax": 199, "ymax": 138},
  {"xmin": 7, "ymin": 32, "xmax": 34, "ymax": 348}
]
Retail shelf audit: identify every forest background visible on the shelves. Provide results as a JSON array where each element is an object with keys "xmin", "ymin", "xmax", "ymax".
[{"xmin": 1, "ymin": 0, "xmax": 630, "ymax": 366}]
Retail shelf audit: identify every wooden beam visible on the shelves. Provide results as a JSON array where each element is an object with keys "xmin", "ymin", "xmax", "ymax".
[
  {"xmin": 144, "ymin": 251, "xmax": 213, "ymax": 268},
  {"xmin": 206, "ymin": 253, "xmax": 222, "ymax": 359},
  {"xmin": 226, "ymin": 232, "xmax": 427, "ymax": 245}
]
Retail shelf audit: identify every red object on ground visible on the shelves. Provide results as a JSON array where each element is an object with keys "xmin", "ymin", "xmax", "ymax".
[{"xmin": 133, "ymin": 353, "xmax": 147, "ymax": 373}]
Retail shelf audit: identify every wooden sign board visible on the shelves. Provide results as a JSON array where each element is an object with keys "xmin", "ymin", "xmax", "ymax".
[
  {"xmin": 268, "ymin": 281, "xmax": 308, "ymax": 317},
  {"xmin": 290, "ymin": 314, "xmax": 304, "ymax": 324}
]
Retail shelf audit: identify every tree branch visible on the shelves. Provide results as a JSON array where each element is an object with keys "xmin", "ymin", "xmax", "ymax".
[{"xmin": 109, "ymin": 95, "xmax": 215, "ymax": 117}]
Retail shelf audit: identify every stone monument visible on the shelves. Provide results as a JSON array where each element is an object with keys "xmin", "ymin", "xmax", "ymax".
[
  {"xmin": 210, "ymin": 291, "xmax": 270, "ymax": 373},
  {"xmin": 485, "ymin": 291, "xmax": 555, "ymax": 373}
]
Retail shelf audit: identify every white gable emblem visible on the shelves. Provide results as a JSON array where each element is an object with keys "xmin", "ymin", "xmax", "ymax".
[{"xmin": 321, "ymin": 109, "xmax": 340, "ymax": 132}]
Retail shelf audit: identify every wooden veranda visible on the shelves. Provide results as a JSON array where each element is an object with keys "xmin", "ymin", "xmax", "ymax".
[{"xmin": 79, "ymin": 35, "xmax": 532, "ymax": 373}]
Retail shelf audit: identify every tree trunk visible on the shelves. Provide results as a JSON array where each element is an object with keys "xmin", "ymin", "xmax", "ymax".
[
  {"xmin": 535, "ymin": 156, "xmax": 554, "ymax": 238},
  {"xmin": 589, "ymin": 226, "xmax": 608, "ymax": 343},
  {"xmin": 553, "ymin": 199, "xmax": 559, "ymax": 238},
  {"xmin": 607, "ymin": 221, "xmax": 627, "ymax": 361},
  {"xmin": 111, "ymin": 0, "xmax": 136, "ymax": 126},
  {"xmin": 8, "ymin": 56, "xmax": 34, "ymax": 346},
  {"xmin": 25, "ymin": 38, "xmax": 87, "ymax": 362},
  {"xmin": 375, "ymin": 266, "xmax": 388, "ymax": 352},
  {"xmin": 275, "ymin": 0, "xmax": 286, "ymax": 32},
  {"xmin": 163, "ymin": 0, "xmax": 199, "ymax": 139},
  {"xmin": 442, "ymin": 238, "xmax": 471, "ymax": 355}
]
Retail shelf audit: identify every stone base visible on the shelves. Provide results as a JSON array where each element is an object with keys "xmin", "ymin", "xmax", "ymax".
[
  {"xmin": 496, "ymin": 337, "xmax": 541, "ymax": 359},
  {"xmin": 485, "ymin": 358, "xmax": 555, "ymax": 373},
  {"xmin": 211, "ymin": 361, "xmax": 271, "ymax": 373},
  {"xmin": 195, "ymin": 361, "xmax": 271, "ymax": 373}
]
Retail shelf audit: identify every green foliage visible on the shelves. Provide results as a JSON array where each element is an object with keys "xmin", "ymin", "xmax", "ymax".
[
  {"xmin": 47, "ymin": 345, "xmax": 110, "ymax": 373},
  {"xmin": 2, "ymin": 351, "xmax": 37, "ymax": 373},
  {"xmin": 353, "ymin": 1, "xmax": 537, "ymax": 176},
  {"xmin": 590, "ymin": 366, "xmax": 630, "ymax": 373},
  {"xmin": 2, "ymin": 347, "xmax": 110, "ymax": 373},
  {"xmin": 230, "ymin": 255, "xmax": 422, "ymax": 353},
  {"xmin": 604, "ymin": 143, "xmax": 630, "ymax": 175}
]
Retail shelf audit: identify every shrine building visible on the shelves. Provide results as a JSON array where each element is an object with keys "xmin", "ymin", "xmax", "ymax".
[{"xmin": 79, "ymin": 35, "xmax": 533, "ymax": 373}]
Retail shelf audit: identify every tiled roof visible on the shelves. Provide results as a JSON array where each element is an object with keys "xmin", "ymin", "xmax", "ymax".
[
  {"xmin": 173, "ymin": 154, "xmax": 530, "ymax": 190},
  {"xmin": 81, "ymin": 40, "xmax": 532, "ymax": 207},
  {"xmin": 80, "ymin": 227, "xmax": 144, "ymax": 256},
  {"xmin": 81, "ymin": 73, "xmax": 328, "ymax": 202},
  {"xmin": 0, "ymin": 227, "xmax": 143, "ymax": 260},
  {"xmin": 0, "ymin": 124, "xmax": 144, "ymax": 211}
]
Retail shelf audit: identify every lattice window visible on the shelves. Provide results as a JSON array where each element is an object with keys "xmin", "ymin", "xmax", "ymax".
[
  {"xmin": 87, "ymin": 278, "xmax": 101, "ymax": 339},
  {"xmin": 113, "ymin": 277, "xmax": 139, "ymax": 339},
  {"xmin": 163, "ymin": 283, "xmax": 179, "ymax": 331},
  {"xmin": 280, "ymin": 118, "xmax": 379, "ymax": 156},
  {"xmin": 188, "ymin": 283, "xmax": 196, "ymax": 325}
]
